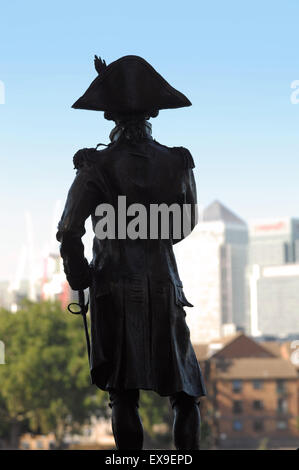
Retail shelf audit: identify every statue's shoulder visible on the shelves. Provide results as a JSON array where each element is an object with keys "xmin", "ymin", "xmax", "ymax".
[
  {"xmin": 171, "ymin": 145, "xmax": 195, "ymax": 169},
  {"xmin": 73, "ymin": 145, "xmax": 109, "ymax": 170},
  {"xmin": 152, "ymin": 141, "xmax": 195, "ymax": 169}
]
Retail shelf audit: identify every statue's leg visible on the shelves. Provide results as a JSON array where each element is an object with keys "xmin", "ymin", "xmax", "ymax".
[
  {"xmin": 109, "ymin": 389, "xmax": 143, "ymax": 450},
  {"xmin": 170, "ymin": 391, "xmax": 201, "ymax": 450}
]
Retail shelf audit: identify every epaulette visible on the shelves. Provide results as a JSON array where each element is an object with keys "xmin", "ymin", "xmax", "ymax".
[
  {"xmin": 73, "ymin": 148, "xmax": 98, "ymax": 170},
  {"xmin": 175, "ymin": 146, "xmax": 195, "ymax": 169}
]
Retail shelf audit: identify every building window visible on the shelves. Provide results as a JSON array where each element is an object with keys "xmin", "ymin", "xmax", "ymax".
[
  {"xmin": 21, "ymin": 442, "xmax": 30, "ymax": 450},
  {"xmin": 36, "ymin": 440, "xmax": 44, "ymax": 449},
  {"xmin": 277, "ymin": 397, "xmax": 288, "ymax": 414},
  {"xmin": 84, "ymin": 427, "xmax": 92, "ymax": 437},
  {"xmin": 276, "ymin": 380, "xmax": 286, "ymax": 394},
  {"xmin": 252, "ymin": 380, "xmax": 263, "ymax": 390},
  {"xmin": 253, "ymin": 400, "xmax": 263, "ymax": 411},
  {"xmin": 233, "ymin": 420, "xmax": 243, "ymax": 431},
  {"xmin": 276, "ymin": 420, "xmax": 288, "ymax": 430},
  {"xmin": 232, "ymin": 380, "xmax": 242, "ymax": 393},
  {"xmin": 253, "ymin": 420, "xmax": 264, "ymax": 432},
  {"xmin": 284, "ymin": 243, "xmax": 290, "ymax": 263},
  {"xmin": 233, "ymin": 400, "xmax": 243, "ymax": 414}
]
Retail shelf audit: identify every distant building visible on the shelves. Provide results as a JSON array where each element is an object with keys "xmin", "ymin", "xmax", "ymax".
[
  {"xmin": 0, "ymin": 280, "xmax": 15, "ymax": 310},
  {"xmin": 18, "ymin": 418, "xmax": 115, "ymax": 450},
  {"xmin": 248, "ymin": 264, "xmax": 299, "ymax": 337},
  {"xmin": 247, "ymin": 217, "xmax": 299, "ymax": 337},
  {"xmin": 249, "ymin": 217, "xmax": 299, "ymax": 267},
  {"xmin": 196, "ymin": 333, "xmax": 299, "ymax": 449},
  {"xmin": 175, "ymin": 200, "xmax": 248, "ymax": 343},
  {"xmin": 41, "ymin": 253, "xmax": 71, "ymax": 310},
  {"xmin": 0, "ymin": 279, "xmax": 37, "ymax": 312},
  {"xmin": 19, "ymin": 433, "xmax": 56, "ymax": 450},
  {"xmin": 0, "ymin": 253, "xmax": 72, "ymax": 313},
  {"xmin": 63, "ymin": 417, "xmax": 115, "ymax": 450}
]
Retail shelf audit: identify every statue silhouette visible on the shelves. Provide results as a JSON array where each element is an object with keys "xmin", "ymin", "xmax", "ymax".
[{"xmin": 57, "ymin": 55, "xmax": 206, "ymax": 449}]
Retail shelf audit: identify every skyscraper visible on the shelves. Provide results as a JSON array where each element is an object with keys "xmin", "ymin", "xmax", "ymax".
[
  {"xmin": 249, "ymin": 217, "xmax": 299, "ymax": 267},
  {"xmin": 174, "ymin": 200, "xmax": 248, "ymax": 343},
  {"xmin": 247, "ymin": 217, "xmax": 299, "ymax": 338}
]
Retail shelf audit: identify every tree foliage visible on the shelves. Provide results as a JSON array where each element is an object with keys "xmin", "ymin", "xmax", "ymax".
[
  {"xmin": 0, "ymin": 300, "xmax": 107, "ymax": 448},
  {"xmin": 139, "ymin": 390, "xmax": 173, "ymax": 448},
  {"xmin": 0, "ymin": 299, "xmax": 212, "ymax": 450}
]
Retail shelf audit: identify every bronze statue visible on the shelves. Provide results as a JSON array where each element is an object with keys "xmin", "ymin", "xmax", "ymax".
[{"xmin": 57, "ymin": 55, "xmax": 206, "ymax": 450}]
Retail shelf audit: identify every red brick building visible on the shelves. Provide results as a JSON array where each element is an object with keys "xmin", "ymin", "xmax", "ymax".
[{"xmin": 196, "ymin": 333, "xmax": 299, "ymax": 449}]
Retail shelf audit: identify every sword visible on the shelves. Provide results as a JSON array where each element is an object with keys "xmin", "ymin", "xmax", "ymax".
[{"xmin": 67, "ymin": 289, "xmax": 91, "ymax": 364}]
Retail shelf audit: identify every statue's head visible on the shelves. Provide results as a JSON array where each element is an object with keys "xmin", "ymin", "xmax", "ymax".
[{"xmin": 71, "ymin": 55, "xmax": 191, "ymax": 119}]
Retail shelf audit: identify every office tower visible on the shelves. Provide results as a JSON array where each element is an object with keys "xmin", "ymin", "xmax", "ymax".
[
  {"xmin": 174, "ymin": 200, "xmax": 248, "ymax": 343},
  {"xmin": 248, "ymin": 218, "xmax": 299, "ymax": 338},
  {"xmin": 249, "ymin": 218, "xmax": 299, "ymax": 267}
]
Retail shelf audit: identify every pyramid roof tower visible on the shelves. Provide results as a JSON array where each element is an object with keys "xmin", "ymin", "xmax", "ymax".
[{"xmin": 202, "ymin": 200, "xmax": 246, "ymax": 226}]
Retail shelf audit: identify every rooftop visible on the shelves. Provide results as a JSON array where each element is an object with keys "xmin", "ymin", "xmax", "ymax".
[
  {"xmin": 202, "ymin": 200, "xmax": 246, "ymax": 226},
  {"xmin": 215, "ymin": 357, "xmax": 298, "ymax": 380}
]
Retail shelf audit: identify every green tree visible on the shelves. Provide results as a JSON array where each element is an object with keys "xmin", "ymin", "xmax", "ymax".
[
  {"xmin": 139, "ymin": 391, "xmax": 173, "ymax": 449},
  {"xmin": 0, "ymin": 300, "xmax": 106, "ymax": 448},
  {"xmin": 138, "ymin": 392, "xmax": 213, "ymax": 449}
]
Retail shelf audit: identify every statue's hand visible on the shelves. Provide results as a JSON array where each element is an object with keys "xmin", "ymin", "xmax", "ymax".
[{"xmin": 65, "ymin": 261, "xmax": 93, "ymax": 291}]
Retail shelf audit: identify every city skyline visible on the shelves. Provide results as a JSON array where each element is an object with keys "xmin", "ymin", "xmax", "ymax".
[
  {"xmin": 1, "ymin": 1, "xmax": 299, "ymax": 453},
  {"xmin": 1, "ymin": 1, "xmax": 299, "ymax": 283},
  {"xmin": 3, "ymin": 199, "xmax": 299, "ymax": 343},
  {"xmin": 1, "ymin": 198, "xmax": 299, "ymax": 283}
]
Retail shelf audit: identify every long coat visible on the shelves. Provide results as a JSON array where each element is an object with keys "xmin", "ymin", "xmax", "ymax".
[{"xmin": 57, "ymin": 133, "xmax": 206, "ymax": 398}]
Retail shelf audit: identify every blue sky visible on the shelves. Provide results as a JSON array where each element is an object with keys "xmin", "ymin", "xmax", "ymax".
[{"xmin": 0, "ymin": 0, "xmax": 299, "ymax": 281}]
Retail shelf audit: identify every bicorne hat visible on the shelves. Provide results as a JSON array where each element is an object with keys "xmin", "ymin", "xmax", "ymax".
[{"xmin": 72, "ymin": 55, "xmax": 191, "ymax": 114}]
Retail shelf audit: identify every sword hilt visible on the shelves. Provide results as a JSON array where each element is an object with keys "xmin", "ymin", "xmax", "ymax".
[
  {"xmin": 67, "ymin": 289, "xmax": 88, "ymax": 315},
  {"xmin": 67, "ymin": 289, "xmax": 91, "ymax": 364}
]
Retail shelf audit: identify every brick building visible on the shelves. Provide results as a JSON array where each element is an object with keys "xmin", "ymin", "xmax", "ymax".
[{"xmin": 196, "ymin": 333, "xmax": 299, "ymax": 449}]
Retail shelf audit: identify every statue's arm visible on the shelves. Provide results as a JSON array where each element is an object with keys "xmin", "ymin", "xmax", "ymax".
[
  {"xmin": 172, "ymin": 147, "xmax": 198, "ymax": 244},
  {"xmin": 185, "ymin": 166, "xmax": 198, "ymax": 233},
  {"xmin": 56, "ymin": 159, "xmax": 99, "ymax": 291}
]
